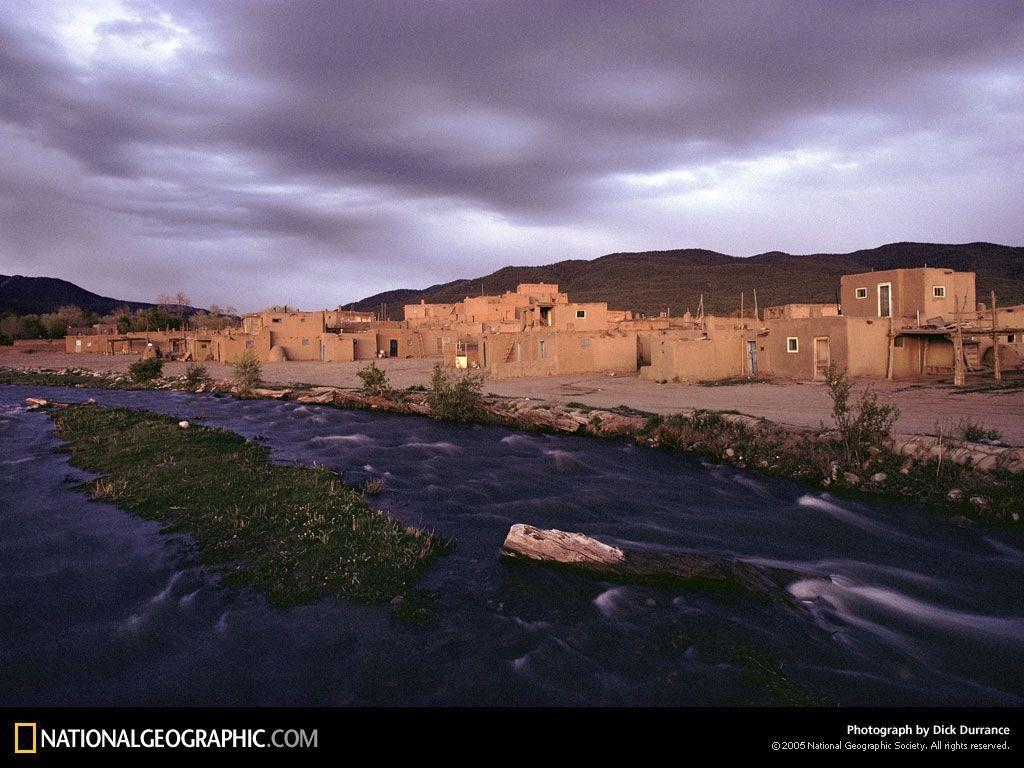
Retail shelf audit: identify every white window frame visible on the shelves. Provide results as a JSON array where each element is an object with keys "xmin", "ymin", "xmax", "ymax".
[
  {"xmin": 786, "ymin": 337, "xmax": 799, "ymax": 353},
  {"xmin": 575, "ymin": 309, "xmax": 587, "ymax": 319},
  {"xmin": 932, "ymin": 285, "xmax": 946, "ymax": 298},
  {"xmin": 855, "ymin": 287, "xmax": 867, "ymax": 299},
  {"xmin": 877, "ymin": 282, "xmax": 893, "ymax": 318}
]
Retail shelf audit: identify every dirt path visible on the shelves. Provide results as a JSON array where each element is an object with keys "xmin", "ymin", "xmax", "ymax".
[{"xmin": 5, "ymin": 350, "xmax": 1022, "ymax": 444}]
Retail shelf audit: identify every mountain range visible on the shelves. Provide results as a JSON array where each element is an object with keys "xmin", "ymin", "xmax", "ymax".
[
  {"xmin": 0, "ymin": 275, "xmax": 188, "ymax": 316},
  {"xmin": 4, "ymin": 242, "xmax": 1021, "ymax": 319},
  {"xmin": 351, "ymin": 242, "xmax": 1024, "ymax": 319}
]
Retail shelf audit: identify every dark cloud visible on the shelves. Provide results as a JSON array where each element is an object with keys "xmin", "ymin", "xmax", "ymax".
[{"xmin": 0, "ymin": 0, "xmax": 1021, "ymax": 309}]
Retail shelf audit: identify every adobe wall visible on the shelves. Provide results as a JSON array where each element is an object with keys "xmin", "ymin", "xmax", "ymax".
[
  {"xmin": 640, "ymin": 330, "xmax": 747, "ymax": 382},
  {"xmin": 487, "ymin": 331, "xmax": 637, "ymax": 379}
]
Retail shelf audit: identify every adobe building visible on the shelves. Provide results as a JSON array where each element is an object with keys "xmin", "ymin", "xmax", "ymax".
[{"xmin": 62, "ymin": 267, "xmax": 1021, "ymax": 385}]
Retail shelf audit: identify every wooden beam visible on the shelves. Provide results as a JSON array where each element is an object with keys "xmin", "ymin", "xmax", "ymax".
[{"xmin": 992, "ymin": 290, "xmax": 1001, "ymax": 382}]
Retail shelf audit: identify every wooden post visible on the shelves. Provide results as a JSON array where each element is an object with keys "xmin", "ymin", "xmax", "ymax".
[
  {"xmin": 886, "ymin": 316, "xmax": 895, "ymax": 380},
  {"xmin": 991, "ymin": 290, "xmax": 1001, "ymax": 382},
  {"xmin": 752, "ymin": 288, "xmax": 759, "ymax": 329},
  {"xmin": 953, "ymin": 292, "xmax": 965, "ymax": 386}
]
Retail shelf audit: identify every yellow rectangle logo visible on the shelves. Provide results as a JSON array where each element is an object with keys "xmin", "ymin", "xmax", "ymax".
[{"xmin": 14, "ymin": 723, "xmax": 37, "ymax": 754}]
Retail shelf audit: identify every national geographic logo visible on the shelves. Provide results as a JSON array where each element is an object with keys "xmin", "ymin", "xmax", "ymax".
[
  {"xmin": 13, "ymin": 723, "xmax": 37, "ymax": 754},
  {"xmin": 9, "ymin": 722, "xmax": 317, "ymax": 753}
]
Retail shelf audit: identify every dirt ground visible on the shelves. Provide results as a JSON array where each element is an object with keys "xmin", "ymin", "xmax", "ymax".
[{"xmin": 4, "ymin": 349, "xmax": 1023, "ymax": 445}]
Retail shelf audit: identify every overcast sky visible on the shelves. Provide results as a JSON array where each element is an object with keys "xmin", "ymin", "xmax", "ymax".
[{"xmin": 1, "ymin": 1, "xmax": 1021, "ymax": 310}]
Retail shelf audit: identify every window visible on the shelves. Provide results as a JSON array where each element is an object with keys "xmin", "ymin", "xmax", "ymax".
[
  {"xmin": 855, "ymin": 287, "xmax": 867, "ymax": 299},
  {"xmin": 580, "ymin": 338, "xmax": 591, "ymax": 347},
  {"xmin": 301, "ymin": 339, "xmax": 309, "ymax": 346},
  {"xmin": 933, "ymin": 286, "xmax": 946, "ymax": 298},
  {"xmin": 894, "ymin": 336, "xmax": 905, "ymax": 348},
  {"xmin": 786, "ymin": 337, "xmax": 799, "ymax": 353},
  {"xmin": 575, "ymin": 309, "xmax": 587, "ymax": 319},
  {"xmin": 877, "ymin": 283, "xmax": 892, "ymax": 318},
  {"xmin": 539, "ymin": 340, "xmax": 546, "ymax": 359},
  {"xmin": 1009, "ymin": 334, "xmax": 1017, "ymax": 343},
  {"xmin": 245, "ymin": 340, "xmax": 254, "ymax": 348},
  {"xmin": 271, "ymin": 318, "xmax": 281, "ymax": 324}
]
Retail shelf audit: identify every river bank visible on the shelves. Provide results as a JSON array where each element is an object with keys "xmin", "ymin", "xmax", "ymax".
[
  {"xmin": 3, "ymin": 350, "xmax": 1022, "ymax": 444},
  {"xmin": 5, "ymin": 364, "xmax": 1023, "ymax": 527}
]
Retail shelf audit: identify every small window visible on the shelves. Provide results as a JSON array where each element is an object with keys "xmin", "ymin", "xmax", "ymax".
[
  {"xmin": 539, "ymin": 340, "xmax": 546, "ymax": 359},
  {"xmin": 580, "ymin": 338, "xmax": 591, "ymax": 347},
  {"xmin": 441, "ymin": 337, "xmax": 450, "ymax": 344},
  {"xmin": 933, "ymin": 286, "xmax": 946, "ymax": 298},
  {"xmin": 893, "ymin": 336, "xmax": 905, "ymax": 348},
  {"xmin": 855, "ymin": 287, "xmax": 867, "ymax": 299},
  {"xmin": 271, "ymin": 318, "xmax": 281, "ymax": 323},
  {"xmin": 301, "ymin": 339, "xmax": 309, "ymax": 346},
  {"xmin": 576, "ymin": 309, "xmax": 587, "ymax": 319},
  {"xmin": 300, "ymin": 317, "xmax": 305, "ymax": 323},
  {"xmin": 1009, "ymin": 334, "xmax": 1017, "ymax": 343},
  {"xmin": 245, "ymin": 340, "xmax": 254, "ymax": 348},
  {"xmin": 786, "ymin": 337, "xmax": 799, "ymax": 353}
]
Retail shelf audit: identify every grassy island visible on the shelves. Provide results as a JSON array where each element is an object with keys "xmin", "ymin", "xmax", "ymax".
[{"xmin": 49, "ymin": 403, "xmax": 446, "ymax": 605}]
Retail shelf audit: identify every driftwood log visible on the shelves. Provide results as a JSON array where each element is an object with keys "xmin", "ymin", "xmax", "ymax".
[
  {"xmin": 501, "ymin": 524, "xmax": 790, "ymax": 600},
  {"xmin": 26, "ymin": 397, "xmax": 71, "ymax": 410}
]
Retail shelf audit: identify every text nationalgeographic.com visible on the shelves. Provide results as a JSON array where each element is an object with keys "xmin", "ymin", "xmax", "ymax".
[{"xmin": 13, "ymin": 724, "xmax": 317, "ymax": 753}]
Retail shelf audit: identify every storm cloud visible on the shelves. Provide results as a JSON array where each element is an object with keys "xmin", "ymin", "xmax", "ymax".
[{"xmin": 0, "ymin": 1, "xmax": 1021, "ymax": 309}]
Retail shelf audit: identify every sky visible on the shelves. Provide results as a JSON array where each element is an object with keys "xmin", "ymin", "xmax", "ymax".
[{"xmin": 0, "ymin": 1, "xmax": 1021, "ymax": 311}]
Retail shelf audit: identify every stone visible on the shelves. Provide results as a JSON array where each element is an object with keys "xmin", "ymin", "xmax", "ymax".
[
  {"xmin": 969, "ymin": 495, "xmax": 989, "ymax": 510},
  {"xmin": 946, "ymin": 488, "xmax": 964, "ymax": 502},
  {"xmin": 842, "ymin": 472, "xmax": 860, "ymax": 485},
  {"xmin": 724, "ymin": 447, "xmax": 735, "ymax": 458},
  {"xmin": 870, "ymin": 472, "xmax": 888, "ymax": 483},
  {"xmin": 178, "ymin": 421, "xmax": 189, "ymax": 429}
]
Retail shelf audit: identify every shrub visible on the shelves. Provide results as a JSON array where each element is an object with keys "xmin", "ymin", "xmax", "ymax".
[
  {"xmin": 426, "ymin": 363, "xmax": 484, "ymax": 421},
  {"xmin": 0, "ymin": 332, "xmax": 11, "ymax": 346},
  {"xmin": 184, "ymin": 362, "xmax": 209, "ymax": 387},
  {"xmin": 356, "ymin": 362, "xmax": 391, "ymax": 398},
  {"xmin": 128, "ymin": 357, "xmax": 163, "ymax": 383},
  {"xmin": 824, "ymin": 362, "xmax": 900, "ymax": 463},
  {"xmin": 956, "ymin": 418, "xmax": 1002, "ymax": 443},
  {"xmin": 231, "ymin": 350, "xmax": 261, "ymax": 393}
]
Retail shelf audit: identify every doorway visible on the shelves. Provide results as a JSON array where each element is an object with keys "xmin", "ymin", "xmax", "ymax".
[
  {"xmin": 389, "ymin": 339, "xmax": 399, "ymax": 357},
  {"xmin": 813, "ymin": 337, "xmax": 831, "ymax": 380},
  {"xmin": 746, "ymin": 340, "xmax": 758, "ymax": 375}
]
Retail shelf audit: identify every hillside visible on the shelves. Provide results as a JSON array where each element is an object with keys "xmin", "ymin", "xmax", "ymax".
[
  {"xmin": 0, "ymin": 275, "xmax": 177, "ymax": 316},
  {"xmin": 353, "ymin": 242, "xmax": 1024, "ymax": 319}
]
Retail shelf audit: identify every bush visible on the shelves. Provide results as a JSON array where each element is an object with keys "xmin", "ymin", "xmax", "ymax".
[
  {"xmin": 956, "ymin": 418, "xmax": 1002, "ymax": 443},
  {"xmin": 184, "ymin": 362, "xmax": 209, "ymax": 387},
  {"xmin": 0, "ymin": 332, "xmax": 11, "ymax": 346},
  {"xmin": 824, "ymin": 362, "xmax": 899, "ymax": 463},
  {"xmin": 356, "ymin": 362, "xmax": 391, "ymax": 398},
  {"xmin": 128, "ymin": 357, "xmax": 163, "ymax": 383},
  {"xmin": 426, "ymin": 363, "xmax": 484, "ymax": 421},
  {"xmin": 231, "ymin": 350, "xmax": 261, "ymax": 393}
]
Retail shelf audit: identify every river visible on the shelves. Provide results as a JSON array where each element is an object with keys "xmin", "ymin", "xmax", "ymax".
[{"xmin": 1, "ymin": 385, "xmax": 1022, "ymax": 705}]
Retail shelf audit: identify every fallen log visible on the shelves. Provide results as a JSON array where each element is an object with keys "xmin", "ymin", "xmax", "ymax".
[
  {"xmin": 501, "ymin": 524, "xmax": 790, "ymax": 600},
  {"xmin": 26, "ymin": 397, "xmax": 71, "ymax": 410}
]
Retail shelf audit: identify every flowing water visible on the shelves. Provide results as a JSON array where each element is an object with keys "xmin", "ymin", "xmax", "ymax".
[{"xmin": 1, "ymin": 386, "xmax": 1022, "ymax": 705}]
